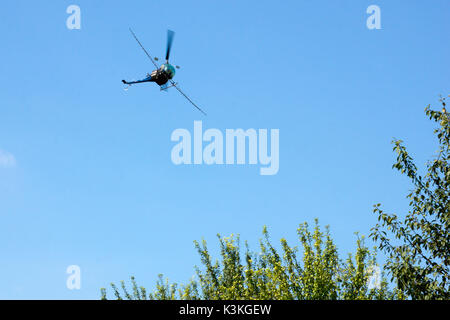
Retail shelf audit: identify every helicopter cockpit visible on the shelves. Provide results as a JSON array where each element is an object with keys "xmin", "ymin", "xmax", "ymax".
[{"xmin": 161, "ymin": 63, "xmax": 176, "ymax": 79}]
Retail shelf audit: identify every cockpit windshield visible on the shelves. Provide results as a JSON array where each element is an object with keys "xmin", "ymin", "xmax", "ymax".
[{"xmin": 162, "ymin": 63, "xmax": 176, "ymax": 79}]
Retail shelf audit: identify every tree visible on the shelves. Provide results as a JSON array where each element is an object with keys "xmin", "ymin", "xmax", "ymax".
[
  {"xmin": 370, "ymin": 96, "xmax": 450, "ymax": 299},
  {"xmin": 101, "ymin": 220, "xmax": 400, "ymax": 300}
]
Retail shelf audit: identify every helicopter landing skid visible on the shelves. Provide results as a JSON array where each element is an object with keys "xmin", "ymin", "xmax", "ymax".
[{"xmin": 160, "ymin": 82, "xmax": 178, "ymax": 91}]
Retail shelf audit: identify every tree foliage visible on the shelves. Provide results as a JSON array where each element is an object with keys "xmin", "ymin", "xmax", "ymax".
[
  {"xmin": 102, "ymin": 97, "xmax": 450, "ymax": 300},
  {"xmin": 370, "ymin": 96, "xmax": 450, "ymax": 299},
  {"xmin": 101, "ymin": 220, "xmax": 400, "ymax": 300}
]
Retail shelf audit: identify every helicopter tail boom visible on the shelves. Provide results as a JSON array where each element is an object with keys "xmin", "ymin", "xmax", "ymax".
[{"xmin": 122, "ymin": 79, "xmax": 153, "ymax": 85}]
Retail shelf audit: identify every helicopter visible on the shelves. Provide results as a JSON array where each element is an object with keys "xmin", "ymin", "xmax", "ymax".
[{"xmin": 122, "ymin": 29, "xmax": 206, "ymax": 116}]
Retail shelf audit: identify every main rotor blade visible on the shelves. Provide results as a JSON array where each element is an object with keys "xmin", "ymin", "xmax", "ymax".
[
  {"xmin": 170, "ymin": 80, "xmax": 207, "ymax": 116},
  {"xmin": 166, "ymin": 30, "xmax": 175, "ymax": 61},
  {"xmin": 129, "ymin": 28, "xmax": 159, "ymax": 69}
]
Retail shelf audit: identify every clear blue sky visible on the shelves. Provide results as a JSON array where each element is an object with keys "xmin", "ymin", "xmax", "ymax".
[{"xmin": 0, "ymin": 0, "xmax": 448, "ymax": 299}]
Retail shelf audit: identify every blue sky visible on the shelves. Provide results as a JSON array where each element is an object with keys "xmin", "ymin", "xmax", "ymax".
[{"xmin": 0, "ymin": 0, "xmax": 448, "ymax": 299}]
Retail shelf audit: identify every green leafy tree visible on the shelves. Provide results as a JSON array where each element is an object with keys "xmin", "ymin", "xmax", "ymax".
[
  {"xmin": 370, "ymin": 96, "xmax": 450, "ymax": 299},
  {"xmin": 101, "ymin": 220, "xmax": 400, "ymax": 300}
]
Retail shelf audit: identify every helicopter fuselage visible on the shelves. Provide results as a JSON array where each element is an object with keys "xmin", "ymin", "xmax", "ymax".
[
  {"xmin": 122, "ymin": 63, "xmax": 176, "ymax": 86},
  {"xmin": 148, "ymin": 63, "xmax": 177, "ymax": 85}
]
